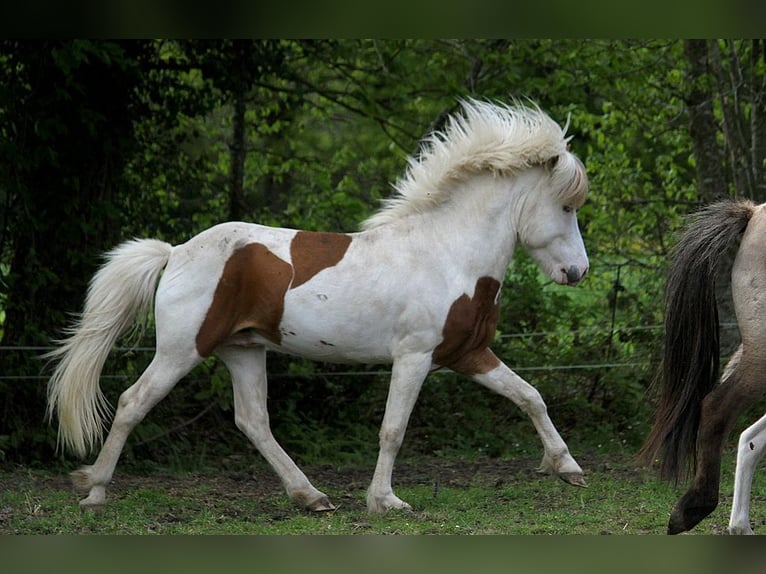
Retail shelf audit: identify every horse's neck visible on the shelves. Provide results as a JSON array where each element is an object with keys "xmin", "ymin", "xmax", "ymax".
[{"xmin": 369, "ymin": 175, "xmax": 521, "ymax": 279}]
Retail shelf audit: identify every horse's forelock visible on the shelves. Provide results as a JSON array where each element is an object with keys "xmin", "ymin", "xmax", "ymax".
[{"xmin": 552, "ymin": 152, "xmax": 589, "ymax": 208}]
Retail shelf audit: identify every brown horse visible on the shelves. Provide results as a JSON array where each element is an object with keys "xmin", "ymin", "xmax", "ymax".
[{"xmin": 641, "ymin": 198, "xmax": 766, "ymax": 534}]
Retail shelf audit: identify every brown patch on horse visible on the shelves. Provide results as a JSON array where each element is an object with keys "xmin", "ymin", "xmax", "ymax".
[
  {"xmin": 433, "ymin": 277, "xmax": 502, "ymax": 375},
  {"xmin": 290, "ymin": 231, "xmax": 352, "ymax": 289},
  {"xmin": 195, "ymin": 243, "xmax": 292, "ymax": 356}
]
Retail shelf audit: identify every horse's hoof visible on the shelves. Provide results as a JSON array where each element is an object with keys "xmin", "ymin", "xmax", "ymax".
[
  {"xmin": 306, "ymin": 496, "xmax": 336, "ymax": 512},
  {"xmin": 667, "ymin": 514, "xmax": 687, "ymax": 535},
  {"xmin": 79, "ymin": 498, "xmax": 106, "ymax": 512},
  {"xmin": 667, "ymin": 493, "xmax": 718, "ymax": 534},
  {"xmin": 290, "ymin": 488, "xmax": 335, "ymax": 512},
  {"xmin": 76, "ymin": 483, "xmax": 107, "ymax": 510},
  {"xmin": 559, "ymin": 472, "xmax": 587, "ymax": 488},
  {"xmin": 366, "ymin": 493, "xmax": 413, "ymax": 514},
  {"xmin": 667, "ymin": 504, "xmax": 716, "ymax": 534}
]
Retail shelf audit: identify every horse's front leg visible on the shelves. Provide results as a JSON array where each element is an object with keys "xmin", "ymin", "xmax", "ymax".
[
  {"xmin": 471, "ymin": 355, "xmax": 585, "ymax": 486},
  {"xmin": 367, "ymin": 352, "xmax": 431, "ymax": 514}
]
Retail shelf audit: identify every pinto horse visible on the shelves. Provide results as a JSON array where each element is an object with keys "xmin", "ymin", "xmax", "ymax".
[
  {"xmin": 46, "ymin": 99, "xmax": 589, "ymax": 514},
  {"xmin": 642, "ymin": 199, "xmax": 766, "ymax": 534}
]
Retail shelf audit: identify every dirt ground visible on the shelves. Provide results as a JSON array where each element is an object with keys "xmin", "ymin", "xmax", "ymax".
[{"xmin": 4, "ymin": 452, "xmax": 635, "ymax": 512}]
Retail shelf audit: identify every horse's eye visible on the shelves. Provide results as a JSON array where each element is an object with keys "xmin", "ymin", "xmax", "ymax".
[{"xmin": 563, "ymin": 206, "xmax": 573, "ymax": 214}]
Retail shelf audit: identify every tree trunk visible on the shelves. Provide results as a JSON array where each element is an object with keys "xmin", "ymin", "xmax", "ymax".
[
  {"xmin": 683, "ymin": 39, "xmax": 740, "ymax": 358},
  {"xmin": 749, "ymin": 40, "xmax": 766, "ymax": 202},
  {"xmin": 683, "ymin": 40, "xmax": 727, "ymax": 203},
  {"xmin": 228, "ymin": 87, "xmax": 247, "ymax": 222}
]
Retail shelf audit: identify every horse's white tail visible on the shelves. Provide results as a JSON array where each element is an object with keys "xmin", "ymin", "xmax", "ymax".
[{"xmin": 45, "ymin": 238, "xmax": 173, "ymax": 459}]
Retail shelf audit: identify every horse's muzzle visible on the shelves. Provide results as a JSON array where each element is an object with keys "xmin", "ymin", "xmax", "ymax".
[{"xmin": 564, "ymin": 265, "xmax": 587, "ymax": 285}]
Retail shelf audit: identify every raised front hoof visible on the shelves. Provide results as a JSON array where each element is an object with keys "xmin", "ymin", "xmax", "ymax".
[
  {"xmin": 366, "ymin": 493, "xmax": 413, "ymax": 514},
  {"xmin": 667, "ymin": 500, "xmax": 717, "ymax": 535},
  {"xmin": 305, "ymin": 495, "xmax": 336, "ymax": 513},
  {"xmin": 535, "ymin": 465, "xmax": 587, "ymax": 488},
  {"xmin": 291, "ymin": 489, "xmax": 336, "ymax": 513},
  {"xmin": 558, "ymin": 472, "xmax": 587, "ymax": 488}
]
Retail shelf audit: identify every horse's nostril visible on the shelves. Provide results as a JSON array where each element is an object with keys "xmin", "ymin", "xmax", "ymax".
[{"xmin": 566, "ymin": 265, "xmax": 581, "ymax": 284}]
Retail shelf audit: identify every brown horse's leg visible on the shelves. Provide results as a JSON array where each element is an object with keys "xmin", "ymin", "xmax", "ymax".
[
  {"xmin": 667, "ymin": 389, "xmax": 731, "ymax": 534},
  {"xmin": 668, "ymin": 354, "xmax": 766, "ymax": 534}
]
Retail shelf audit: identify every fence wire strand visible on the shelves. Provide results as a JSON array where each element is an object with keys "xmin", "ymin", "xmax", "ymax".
[{"xmin": 1, "ymin": 322, "xmax": 740, "ymax": 382}]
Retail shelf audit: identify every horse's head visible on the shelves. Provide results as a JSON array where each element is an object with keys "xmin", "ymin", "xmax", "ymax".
[{"xmin": 516, "ymin": 153, "xmax": 589, "ymax": 286}]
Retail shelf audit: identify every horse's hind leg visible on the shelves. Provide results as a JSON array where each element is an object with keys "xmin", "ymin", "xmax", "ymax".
[
  {"xmin": 72, "ymin": 352, "xmax": 198, "ymax": 509},
  {"xmin": 668, "ymin": 349, "xmax": 766, "ymax": 534},
  {"xmin": 729, "ymin": 411, "xmax": 766, "ymax": 535},
  {"xmin": 215, "ymin": 345, "xmax": 333, "ymax": 512}
]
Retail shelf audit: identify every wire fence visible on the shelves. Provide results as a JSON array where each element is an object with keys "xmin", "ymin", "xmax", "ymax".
[{"xmin": 1, "ymin": 321, "xmax": 742, "ymax": 383}]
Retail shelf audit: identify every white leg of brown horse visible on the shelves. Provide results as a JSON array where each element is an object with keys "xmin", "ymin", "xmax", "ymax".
[
  {"xmin": 71, "ymin": 353, "xmax": 199, "ymax": 508},
  {"xmin": 216, "ymin": 345, "xmax": 333, "ymax": 511},
  {"xmin": 366, "ymin": 352, "xmax": 432, "ymax": 513},
  {"xmin": 472, "ymin": 361, "xmax": 585, "ymax": 485},
  {"xmin": 729, "ymin": 412, "xmax": 766, "ymax": 535}
]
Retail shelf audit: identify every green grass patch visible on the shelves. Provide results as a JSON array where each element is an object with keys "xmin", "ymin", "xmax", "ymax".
[{"xmin": 2, "ymin": 451, "xmax": 764, "ymax": 534}]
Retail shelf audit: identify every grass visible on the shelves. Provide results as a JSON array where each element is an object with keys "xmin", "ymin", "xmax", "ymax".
[{"xmin": 3, "ymin": 449, "xmax": 765, "ymax": 535}]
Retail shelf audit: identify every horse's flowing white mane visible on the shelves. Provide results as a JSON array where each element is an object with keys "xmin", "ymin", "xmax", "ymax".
[{"xmin": 362, "ymin": 98, "xmax": 580, "ymax": 230}]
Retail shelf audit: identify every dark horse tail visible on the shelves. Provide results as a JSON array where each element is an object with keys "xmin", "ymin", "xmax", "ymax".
[{"xmin": 640, "ymin": 199, "xmax": 756, "ymax": 482}]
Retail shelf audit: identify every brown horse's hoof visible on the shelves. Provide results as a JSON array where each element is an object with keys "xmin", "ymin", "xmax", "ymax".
[{"xmin": 667, "ymin": 492, "xmax": 718, "ymax": 534}]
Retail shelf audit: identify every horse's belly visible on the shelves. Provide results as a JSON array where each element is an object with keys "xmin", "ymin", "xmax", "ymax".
[
  {"xmin": 276, "ymin": 336, "xmax": 391, "ymax": 364},
  {"xmin": 274, "ymin": 308, "xmax": 396, "ymax": 364}
]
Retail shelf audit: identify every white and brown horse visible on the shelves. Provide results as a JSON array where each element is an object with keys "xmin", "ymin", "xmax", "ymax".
[
  {"xmin": 46, "ymin": 99, "xmax": 589, "ymax": 514},
  {"xmin": 642, "ymin": 199, "xmax": 766, "ymax": 534}
]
